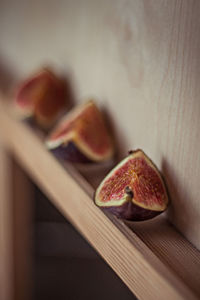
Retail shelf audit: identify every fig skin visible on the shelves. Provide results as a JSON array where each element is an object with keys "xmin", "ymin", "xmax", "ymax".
[
  {"xmin": 102, "ymin": 201, "xmax": 161, "ymax": 221},
  {"xmin": 94, "ymin": 149, "xmax": 169, "ymax": 221},
  {"xmin": 50, "ymin": 141, "xmax": 92, "ymax": 163}
]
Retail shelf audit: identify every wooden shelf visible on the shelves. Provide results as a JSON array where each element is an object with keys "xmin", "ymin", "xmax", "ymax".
[{"xmin": 0, "ymin": 98, "xmax": 200, "ymax": 300}]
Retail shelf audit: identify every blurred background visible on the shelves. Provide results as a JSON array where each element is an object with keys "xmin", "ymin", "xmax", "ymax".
[{"xmin": 33, "ymin": 180, "xmax": 135, "ymax": 300}]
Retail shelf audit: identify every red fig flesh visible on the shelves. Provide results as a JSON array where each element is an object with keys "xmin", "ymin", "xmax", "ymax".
[
  {"xmin": 95, "ymin": 150, "xmax": 168, "ymax": 221},
  {"xmin": 15, "ymin": 68, "xmax": 66, "ymax": 127},
  {"xmin": 46, "ymin": 100, "xmax": 114, "ymax": 163}
]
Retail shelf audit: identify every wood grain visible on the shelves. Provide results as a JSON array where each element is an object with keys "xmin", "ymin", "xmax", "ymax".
[
  {"xmin": 0, "ymin": 100, "xmax": 200, "ymax": 300},
  {"xmin": 12, "ymin": 160, "xmax": 33, "ymax": 300},
  {"xmin": 0, "ymin": 130, "xmax": 33, "ymax": 300},
  {"xmin": 0, "ymin": 146, "xmax": 13, "ymax": 300},
  {"xmin": 129, "ymin": 218, "xmax": 200, "ymax": 297}
]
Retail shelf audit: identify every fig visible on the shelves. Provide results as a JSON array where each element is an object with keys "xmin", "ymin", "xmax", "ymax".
[
  {"xmin": 95, "ymin": 150, "xmax": 169, "ymax": 221},
  {"xmin": 46, "ymin": 100, "xmax": 114, "ymax": 163},
  {"xmin": 15, "ymin": 68, "xmax": 66, "ymax": 128}
]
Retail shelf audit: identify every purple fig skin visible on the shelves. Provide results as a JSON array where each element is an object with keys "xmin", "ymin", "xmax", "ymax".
[
  {"xmin": 101, "ymin": 201, "xmax": 161, "ymax": 221},
  {"xmin": 94, "ymin": 149, "xmax": 168, "ymax": 221},
  {"xmin": 50, "ymin": 141, "xmax": 92, "ymax": 163}
]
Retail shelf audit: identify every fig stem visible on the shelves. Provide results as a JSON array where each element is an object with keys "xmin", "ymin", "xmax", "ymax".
[
  {"xmin": 125, "ymin": 186, "xmax": 134, "ymax": 199},
  {"xmin": 128, "ymin": 150, "xmax": 134, "ymax": 155}
]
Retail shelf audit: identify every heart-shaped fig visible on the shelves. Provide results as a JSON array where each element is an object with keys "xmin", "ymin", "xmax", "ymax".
[
  {"xmin": 95, "ymin": 150, "xmax": 169, "ymax": 221},
  {"xmin": 46, "ymin": 100, "xmax": 114, "ymax": 163}
]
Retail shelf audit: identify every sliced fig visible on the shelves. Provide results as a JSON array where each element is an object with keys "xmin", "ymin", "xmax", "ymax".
[
  {"xmin": 15, "ymin": 68, "xmax": 66, "ymax": 127},
  {"xmin": 95, "ymin": 150, "xmax": 169, "ymax": 221},
  {"xmin": 46, "ymin": 100, "xmax": 114, "ymax": 163}
]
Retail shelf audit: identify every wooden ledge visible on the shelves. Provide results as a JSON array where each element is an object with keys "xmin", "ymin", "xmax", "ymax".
[{"xmin": 0, "ymin": 99, "xmax": 200, "ymax": 300}]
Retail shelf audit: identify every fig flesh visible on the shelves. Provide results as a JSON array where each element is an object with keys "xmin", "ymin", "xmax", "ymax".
[
  {"xmin": 15, "ymin": 68, "xmax": 66, "ymax": 128},
  {"xmin": 95, "ymin": 150, "xmax": 168, "ymax": 221},
  {"xmin": 46, "ymin": 100, "xmax": 114, "ymax": 163}
]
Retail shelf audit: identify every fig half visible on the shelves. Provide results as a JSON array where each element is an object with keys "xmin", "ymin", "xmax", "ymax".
[
  {"xmin": 46, "ymin": 100, "xmax": 114, "ymax": 163},
  {"xmin": 95, "ymin": 150, "xmax": 169, "ymax": 221},
  {"xmin": 15, "ymin": 68, "xmax": 66, "ymax": 128}
]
